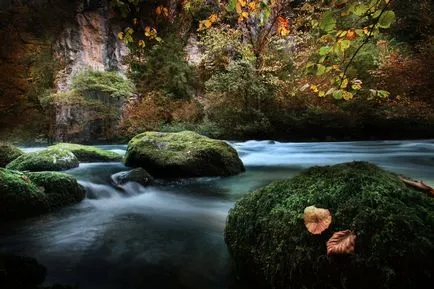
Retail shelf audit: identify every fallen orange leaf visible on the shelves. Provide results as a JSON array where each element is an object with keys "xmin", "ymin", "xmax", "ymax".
[
  {"xmin": 326, "ymin": 230, "xmax": 356, "ymax": 255},
  {"xmin": 304, "ymin": 205, "xmax": 332, "ymax": 234}
]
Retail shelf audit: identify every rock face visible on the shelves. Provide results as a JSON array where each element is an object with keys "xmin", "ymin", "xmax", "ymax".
[
  {"xmin": 0, "ymin": 168, "xmax": 85, "ymax": 221},
  {"xmin": 6, "ymin": 148, "xmax": 79, "ymax": 172},
  {"xmin": 124, "ymin": 131, "xmax": 245, "ymax": 178},
  {"xmin": 225, "ymin": 162, "xmax": 434, "ymax": 289},
  {"xmin": 0, "ymin": 143, "xmax": 24, "ymax": 167},
  {"xmin": 112, "ymin": 167, "xmax": 154, "ymax": 187},
  {"xmin": 49, "ymin": 143, "xmax": 123, "ymax": 162},
  {"xmin": 54, "ymin": 0, "xmax": 128, "ymax": 91},
  {"xmin": 51, "ymin": 0, "xmax": 129, "ymax": 142}
]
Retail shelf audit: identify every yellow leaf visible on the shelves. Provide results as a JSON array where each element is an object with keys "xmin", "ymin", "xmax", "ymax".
[
  {"xmin": 310, "ymin": 84, "xmax": 319, "ymax": 93},
  {"xmin": 204, "ymin": 19, "xmax": 212, "ymax": 28},
  {"xmin": 340, "ymin": 78, "xmax": 349, "ymax": 89},
  {"xmin": 117, "ymin": 31, "xmax": 124, "ymax": 40},
  {"xmin": 144, "ymin": 26, "xmax": 151, "ymax": 36},
  {"xmin": 248, "ymin": 2, "xmax": 256, "ymax": 11},
  {"xmin": 237, "ymin": 0, "xmax": 247, "ymax": 7},
  {"xmin": 318, "ymin": 90, "xmax": 326, "ymax": 97},
  {"xmin": 138, "ymin": 40, "xmax": 145, "ymax": 48},
  {"xmin": 163, "ymin": 7, "xmax": 169, "ymax": 17},
  {"xmin": 209, "ymin": 13, "xmax": 218, "ymax": 23},
  {"xmin": 342, "ymin": 91, "xmax": 353, "ymax": 100},
  {"xmin": 236, "ymin": 3, "xmax": 242, "ymax": 14}
]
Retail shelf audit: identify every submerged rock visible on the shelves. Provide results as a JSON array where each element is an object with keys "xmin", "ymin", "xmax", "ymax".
[
  {"xmin": 49, "ymin": 143, "xmax": 123, "ymax": 162},
  {"xmin": 0, "ymin": 168, "xmax": 84, "ymax": 221},
  {"xmin": 0, "ymin": 253, "xmax": 47, "ymax": 289},
  {"xmin": 6, "ymin": 148, "xmax": 79, "ymax": 172},
  {"xmin": 225, "ymin": 162, "xmax": 434, "ymax": 289},
  {"xmin": 0, "ymin": 143, "xmax": 24, "ymax": 167},
  {"xmin": 124, "ymin": 131, "xmax": 245, "ymax": 178},
  {"xmin": 112, "ymin": 167, "xmax": 154, "ymax": 187}
]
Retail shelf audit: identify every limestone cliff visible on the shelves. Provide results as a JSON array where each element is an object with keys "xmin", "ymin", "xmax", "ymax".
[{"xmin": 0, "ymin": 0, "xmax": 129, "ymax": 143}]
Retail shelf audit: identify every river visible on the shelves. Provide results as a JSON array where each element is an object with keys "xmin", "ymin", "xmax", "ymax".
[{"xmin": 1, "ymin": 140, "xmax": 434, "ymax": 289}]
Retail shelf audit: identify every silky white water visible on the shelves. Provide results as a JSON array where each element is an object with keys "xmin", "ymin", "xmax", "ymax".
[{"xmin": 2, "ymin": 139, "xmax": 433, "ymax": 289}]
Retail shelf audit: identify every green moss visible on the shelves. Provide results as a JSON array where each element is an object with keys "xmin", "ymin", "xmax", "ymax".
[
  {"xmin": 26, "ymin": 171, "xmax": 85, "ymax": 209},
  {"xmin": 49, "ymin": 143, "xmax": 123, "ymax": 162},
  {"xmin": 72, "ymin": 69, "xmax": 135, "ymax": 99},
  {"xmin": 124, "ymin": 131, "xmax": 245, "ymax": 178},
  {"xmin": 6, "ymin": 148, "xmax": 79, "ymax": 172},
  {"xmin": 0, "ymin": 168, "xmax": 49, "ymax": 220},
  {"xmin": 0, "ymin": 143, "xmax": 24, "ymax": 167},
  {"xmin": 225, "ymin": 162, "xmax": 434, "ymax": 289},
  {"xmin": 0, "ymin": 168, "xmax": 85, "ymax": 221}
]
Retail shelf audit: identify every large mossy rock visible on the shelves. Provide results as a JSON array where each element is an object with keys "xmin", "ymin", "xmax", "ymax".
[
  {"xmin": 6, "ymin": 148, "xmax": 79, "ymax": 172},
  {"xmin": 0, "ymin": 168, "xmax": 85, "ymax": 220},
  {"xmin": 225, "ymin": 162, "xmax": 434, "ymax": 289},
  {"xmin": 0, "ymin": 168, "xmax": 49, "ymax": 220},
  {"xmin": 26, "ymin": 171, "xmax": 85, "ymax": 209},
  {"xmin": 49, "ymin": 143, "xmax": 123, "ymax": 162},
  {"xmin": 124, "ymin": 131, "xmax": 245, "ymax": 178},
  {"xmin": 0, "ymin": 143, "xmax": 24, "ymax": 167}
]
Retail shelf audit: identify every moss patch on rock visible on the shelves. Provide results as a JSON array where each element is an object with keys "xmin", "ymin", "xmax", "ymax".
[
  {"xmin": 49, "ymin": 143, "xmax": 123, "ymax": 162},
  {"xmin": 0, "ymin": 168, "xmax": 85, "ymax": 221},
  {"xmin": 0, "ymin": 143, "xmax": 24, "ymax": 167},
  {"xmin": 124, "ymin": 131, "xmax": 245, "ymax": 178},
  {"xmin": 26, "ymin": 171, "xmax": 85, "ymax": 209},
  {"xmin": 225, "ymin": 162, "xmax": 434, "ymax": 289},
  {"xmin": 0, "ymin": 168, "xmax": 49, "ymax": 220},
  {"xmin": 6, "ymin": 148, "xmax": 79, "ymax": 172}
]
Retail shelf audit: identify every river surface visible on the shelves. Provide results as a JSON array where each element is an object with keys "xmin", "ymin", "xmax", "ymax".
[{"xmin": 1, "ymin": 140, "xmax": 434, "ymax": 289}]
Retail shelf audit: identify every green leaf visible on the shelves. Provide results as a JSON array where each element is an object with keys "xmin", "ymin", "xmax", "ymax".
[
  {"xmin": 319, "ymin": 46, "xmax": 332, "ymax": 56},
  {"xmin": 353, "ymin": 4, "xmax": 368, "ymax": 16},
  {"xmin": 378, "ymin": 11, "xmax": 395, "ymax": 28},
  {"xmin": 226, "ymin": 0, "xmax": 236, "ymax": 12},
  {"xmin": 333, "ymin": 90, "xmax": 343, "ymax": 100},
  {"xmin": 316, "ymin": 64, "xmax": 326, "ymax": 76},
  {"xmin": 319, "ymin": 11, "xmax": 336, "ymax": 33}
]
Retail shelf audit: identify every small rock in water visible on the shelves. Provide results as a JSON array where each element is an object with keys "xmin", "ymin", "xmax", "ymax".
[{"xmin": 112, "ymin": 167, "xmax": 154, "ymax": 187}]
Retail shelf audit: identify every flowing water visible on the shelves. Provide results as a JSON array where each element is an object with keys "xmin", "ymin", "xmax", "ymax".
[{"xmin": 1, "ymin": 140, "xmax": 434, "ymax": 289}]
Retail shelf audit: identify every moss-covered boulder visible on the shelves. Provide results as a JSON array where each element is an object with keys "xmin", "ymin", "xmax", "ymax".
[
  {"xmin": 0, "ymin": 168, "xmax": 85, "ymax": 221},
  {"xmin": 26, "ymin": 171, "xmax": 85, "ymax": 209},
  {"xmin": 6, "ymin": 148, "xmax": 79, "ymax": 172},
  {"xmin": 0, "ymin": 143, "xmax": 24, "ymax": 167},
  {"xmin": 112, "ymin": 168, "xmax": 154, "ymax": 186},
  {"xmin": 0, "ymin": 168, "xmax": 49, "ymax": 220},
  {"xmin": 124, "ymin": 131, "xmax": 245, "ymax": 178},
  {"xmin": 49, "ymin": 143, "xmax": 123, "ymax": 162},
  {"xmin": 225, "ymin": 162, "xmax": 434, "ymax": 289}
]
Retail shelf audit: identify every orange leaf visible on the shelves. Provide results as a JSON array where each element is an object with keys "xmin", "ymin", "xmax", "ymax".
[
  {"xmin": 304, "ymin": 205, "xmax": 332, "ymax": 234},
  {"xmin": 346, "ymin": 29, "xmax": 357, "ymax": 40},
  {"xmin": 326, "ymin": 230, "xmax": 356, "ymax": 255}
]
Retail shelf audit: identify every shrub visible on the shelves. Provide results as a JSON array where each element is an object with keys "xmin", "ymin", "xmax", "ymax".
[
  {"xmin": 71, "ymin": 70, "xmax": 135, "ymax": 99},
  {"xmin": 128, "ymin": 35, "xmax": 198, "ymax": 99}
]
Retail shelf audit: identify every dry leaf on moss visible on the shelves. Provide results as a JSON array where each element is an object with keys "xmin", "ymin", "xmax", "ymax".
[
  {"xmin": 304, "ymin": 205, "xmax": 332, "ymax": 234},
  {"xmin": 326, "ymin": 230, "xmax": 356, "ymax": 255}
]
